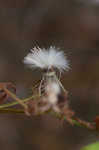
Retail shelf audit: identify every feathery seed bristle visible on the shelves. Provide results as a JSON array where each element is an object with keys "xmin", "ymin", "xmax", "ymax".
[{"xmin": 23, "ymin": 46, "xmax": 70, "ymax": 72}]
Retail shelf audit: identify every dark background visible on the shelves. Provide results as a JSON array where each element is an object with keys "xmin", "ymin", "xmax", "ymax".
[{"xmin": 0, "ymin": 0, "xmax": 99, "ymax": 149}]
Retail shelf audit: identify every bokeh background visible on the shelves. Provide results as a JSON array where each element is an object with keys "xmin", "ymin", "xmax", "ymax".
[{"xmin": 0, "ymin": 0, "xmax": 99, "ymax": 149}]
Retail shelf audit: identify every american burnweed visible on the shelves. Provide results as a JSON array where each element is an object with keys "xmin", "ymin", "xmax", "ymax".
[{"xmin": 0, "ymin": 46, "xmax": 97, "ymax": 131}]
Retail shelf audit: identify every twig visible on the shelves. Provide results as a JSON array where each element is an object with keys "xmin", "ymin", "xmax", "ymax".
[
  {"xmin": 0, "ymin": 106, "xmax": 97, "ymax": 131},
  {"xmin": 49, "ymin": 111, "xmax": 96, "ymax": 131},
  {"xmin": 3, "ymin": 87, "xmax": 28, "ymax": 110},
  {"xmin": 73, "ymin": 117, "xmax": 96, "ymax": 130},
  {"xmin": 0, "ymin": 108, "xmax": 24, "ymax": 114},
  {"xmin": 0, "ymin": 95, "xmax": 38, "ymax": 109},
  {"xmin": 0, "ymin": 87, "xmax": 97, "ymax": 132}
]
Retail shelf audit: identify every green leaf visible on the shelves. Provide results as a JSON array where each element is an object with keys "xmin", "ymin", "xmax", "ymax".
[{"xmin": 81, "ymin": 142, "xmax": 99, "ymax": 150}]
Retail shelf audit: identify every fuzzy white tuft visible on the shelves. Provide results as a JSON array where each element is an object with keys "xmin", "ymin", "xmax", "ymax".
[
  {"xmin": 23, "ymin": 46, "xmax": 70, "ymax": 71},
  {"xmin": 46, "ymin": 82, "xmax": 61, "ymax": 95},
  {"xmin": 46, "ymin": 82, "xmax": 60, "ymax": 105}
]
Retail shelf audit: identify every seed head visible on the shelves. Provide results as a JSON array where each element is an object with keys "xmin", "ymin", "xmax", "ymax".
[{"xmin": 23, "ymin": 46, "xmax": 70, "ymax": 72}]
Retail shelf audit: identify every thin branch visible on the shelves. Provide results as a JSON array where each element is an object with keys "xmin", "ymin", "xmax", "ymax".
[
  {"xmin": 0, "ymin": 95, "xmax": 38, "ymax": 109},
  {"xmin": 0, "ymin": 107, "xmax": 96, "ymax": 132},
  {"xmin": 49, "ymin": 111, "xmax": 96, "ymax": 131},
  {"xmin": 0, "ymin": 87, "xmax": 97, "ymax": 132},
  {"xmin": 3, "ymin": 87, "xmax": 28, "ymax": 110},
  {"xmin": 0, "ymin": 108, "xmax": 24, "ymax": 114}
]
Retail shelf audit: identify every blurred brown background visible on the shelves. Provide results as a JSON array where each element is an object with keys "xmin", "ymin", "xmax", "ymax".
[{"xmin": 0, "ymin": 0, "xmax": 99, "ymax": 150}]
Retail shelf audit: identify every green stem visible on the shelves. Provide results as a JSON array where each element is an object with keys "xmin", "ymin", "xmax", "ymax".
[
  {"xmin": 50, "ymin": 111, "xmax": 96, "ymax": 130},
  {"xmin": 0, "ymin": 108, "xmax": 96, "ymax": 131},
  {"xmin": 0, "ymin": 108, "xmax": 24, "ymax": 114},
  {"xmin": 0, "ymin": 95, "xmax": 37, "ymax": 109},
  {"xmin": 0, "ymin": 87, "xmax": 96, "ymax": 131},
  {"xmin": 3, "ymin": 87, "xmax": 28, "ymax": 109},
  {"xmin": 0, "ymin": 87, "xmax": 39, "ymax": 109}
]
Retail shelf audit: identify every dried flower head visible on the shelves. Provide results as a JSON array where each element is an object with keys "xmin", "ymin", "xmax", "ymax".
[
  {"xmin": 23, "ymin": 46, "xmax": 70, "ymax": 72},
  {"xmin": 23, "ymin": 46, "xmax": 71, "ymax": 116}
]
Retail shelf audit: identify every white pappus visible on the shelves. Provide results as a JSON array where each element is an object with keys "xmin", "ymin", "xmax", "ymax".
[{"xmin": 23, "ymin": 46, "xmax": 70, "ymax": 72}]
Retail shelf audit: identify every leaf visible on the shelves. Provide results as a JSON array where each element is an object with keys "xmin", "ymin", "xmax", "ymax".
[{"xmin": 81, "ymin": 142, "xmax": 99, "ymax": 150}]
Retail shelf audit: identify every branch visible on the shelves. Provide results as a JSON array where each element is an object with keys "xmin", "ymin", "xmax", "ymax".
[
  {"xmin": 0, "ymin": 107, "xmax": 96, "ymax": 132},
  {"xmin": 0, "ymin": 108, "xmax": 24, "ymax": 114},
  {"xmin": 0, "ymin": 85, "xmax": 97, "ymax": 132},
  {"xmin": 0, "ymin": 94, "xmax": 38, "ymax": 109}
]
